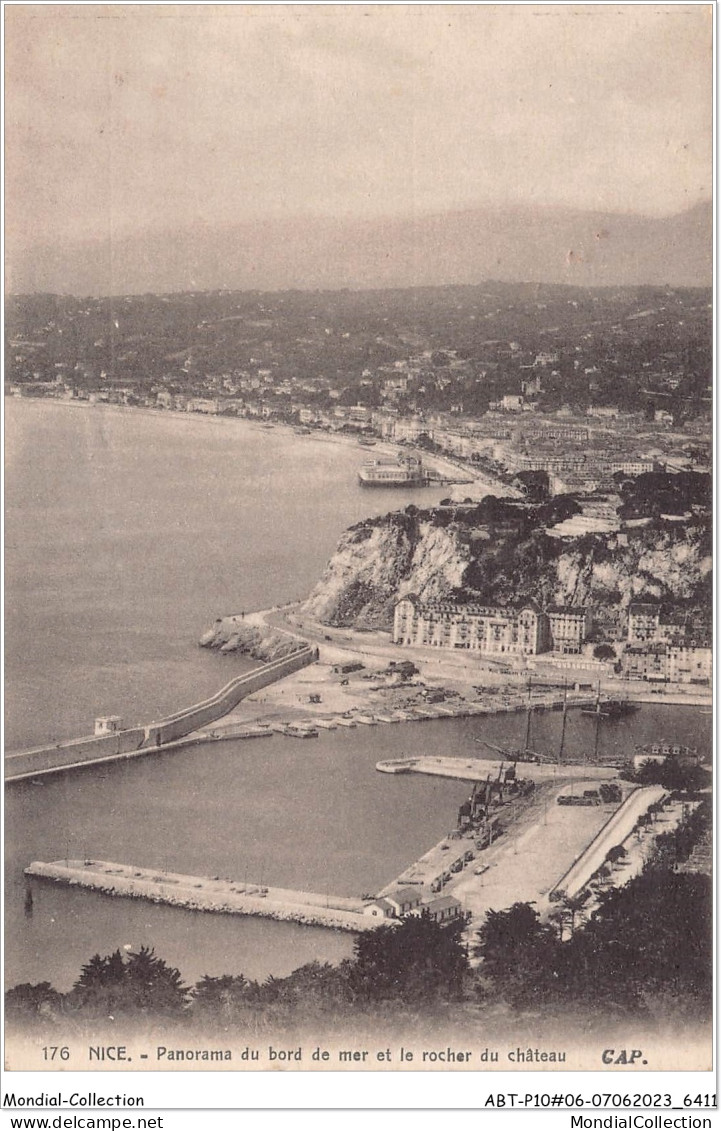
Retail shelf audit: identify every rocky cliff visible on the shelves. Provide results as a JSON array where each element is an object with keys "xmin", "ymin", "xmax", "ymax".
[
  {"xmin": 303, "ymin": 510, "xmax": 471, "ymax": 629},
  {"xmin": 302, "ymin": 504, "xmax": 711, "ymax": 636},
  {"xmin": 199, "ymin": 620, "xmax": 305, "ymax": 661}
]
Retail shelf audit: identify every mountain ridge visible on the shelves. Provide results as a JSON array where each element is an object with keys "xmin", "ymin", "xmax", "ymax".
[{"xmin": 8, "ymin": 201, "xmax": 711, "ymax": 297}]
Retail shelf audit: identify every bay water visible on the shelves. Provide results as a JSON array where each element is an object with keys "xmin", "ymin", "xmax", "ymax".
[{"xmin": 4, "ymin": 400, "xmax": 711, "ymax": 991}]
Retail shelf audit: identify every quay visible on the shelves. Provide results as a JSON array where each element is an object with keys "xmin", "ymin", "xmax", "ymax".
[
  {"xmin": 24, "ymin": 859, "xmax": 379, "ymax": 933},
  {"xmin": 26, "ymin": 776, "xmax": 675, "ymax": 940},
  {"xmin": 376, "ymin": 755, "xmax": 617, "ymax": 783}
]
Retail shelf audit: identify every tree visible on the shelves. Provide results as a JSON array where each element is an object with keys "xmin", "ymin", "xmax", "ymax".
[
  {"xmin": 563, "ymin": 867, "xmax": 712, "ymax": 1018},
  {"xmin": 69, "ymin": 946, "xmax": 188, "ymax": 1018},
  {"xmin": 632, "ymin": 756, "xmax": 709, "ymax": 793},
  {"xmin": 515, "ymin": 470, "xmax": 550, "ymax": 503},
  {"xmin": 474, "ymin": 902, "xmax": 560, "ymax": 1007},
  {"xmin": 350, "ymin": 913, "xmax": 469, "ymax": 1004},
  {"xmin": 192, "ymin": 974, "xmax": 254, "ymax": 1024},
  {"xmin": 5, "ymin": 982, "xmax": 65, "ymax": 1025}
]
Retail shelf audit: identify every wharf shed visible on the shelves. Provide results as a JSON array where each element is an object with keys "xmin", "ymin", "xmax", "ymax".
[
  {"xmin": 420, "ymin": 895, "xmax": 464, "ymax": 923},
  {"xmin": 383, "ymin": 887, "xmax": 423, "ymax": 917}
]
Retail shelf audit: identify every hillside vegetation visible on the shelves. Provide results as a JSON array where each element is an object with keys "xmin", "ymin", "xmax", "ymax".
[{"xmin": 303, "ymin": 492, "xmax": 711, "ymax": 637}]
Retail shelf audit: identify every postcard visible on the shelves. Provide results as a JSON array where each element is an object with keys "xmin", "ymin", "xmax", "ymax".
[{"xmin": 3, "ymin": 2, "xmax": 713, "ymax": 1104}]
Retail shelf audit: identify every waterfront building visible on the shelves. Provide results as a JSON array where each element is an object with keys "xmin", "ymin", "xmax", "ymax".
[
  {"xmin": 547, "ymin": 607, "xmax": 591, "ymax": 654},
  {"xmin": 622, "ymin": 643, "xmax": 668, "ymax": 681},
  {"xmin": 393, "ymin": 596, "xmax": 551, "ymax": 656},
  {"xmin": 392, "ymin": 416, "xmax": 430, "ymax": 443},
  {"xmin": 621, "ymin": 640, "xmax": 711, "ymax": 685},
  {"xmin": 358, "ymin": 455, "xmax": 427, "ymax": 487},
  {"xmin": 666, "ymin": 639, "xmax": 712, "ymax": 685},
  {"xmin": 382, "ymin": 888, "xmax": 423, "ymax": 917},
  {"xmin": 627, "ymin": 602, "xmax": 662, "ymax": 643},
  {"xmin": 348, "ymin": 404, "xmax": 372, "ymax": 423},
  {"xmin": 186, "ymin": 397, "xmax": 220, "ymax": 414},
  {"xmin": 362, "ymin": 898, "xmax": 396, "ymax": 920},
  {"xmin": 518, "ymin": 454, "xmax": 587, "ymax": 474},
  {"xmin": 420, "ymin": 895, "xmax": 463, "ymax": 923}
]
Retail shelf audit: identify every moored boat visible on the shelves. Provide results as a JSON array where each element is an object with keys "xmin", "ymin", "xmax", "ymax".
[{"xmin": 581, "ymin": 698, "xmax": 640, "ymax": 720}]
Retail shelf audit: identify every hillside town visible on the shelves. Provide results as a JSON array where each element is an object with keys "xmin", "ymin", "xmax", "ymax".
[
  {"xmin": 6, "ymin": 285, "xmax": 711, "ymax": 497},
  {"xmin": 7, "ymin": 284, "xmax": 711, "ymax": 711},
  {"xmin": 392, "ymin": 597, "xmax": 711, "ymax": 688}
]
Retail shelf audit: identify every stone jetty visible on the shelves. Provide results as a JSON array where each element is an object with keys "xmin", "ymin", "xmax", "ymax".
[
  {"xmin": 376, "ymin": 755, "xmax": 616, "ymax": 782},
  {"xmin": 25, "ymin": 859, "xmax": 379, "ymax": 933}
]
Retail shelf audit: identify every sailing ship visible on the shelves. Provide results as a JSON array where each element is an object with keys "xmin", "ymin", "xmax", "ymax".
[{"xmin": 474, "ymin": 678, "xmax": 560, "ymax": 765}]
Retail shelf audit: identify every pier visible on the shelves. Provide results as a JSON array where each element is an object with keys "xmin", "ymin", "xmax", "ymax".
[
  {"xmin": 5, "ymin": 647, "xmax": 316, "ymax": 784},
  {"xmin": 25, "ymin": 859, "xmax": 379, "ymax": 933},
  {"xmin": 376, "ymin": 755, "xmax": 617, "ymax": 783}
]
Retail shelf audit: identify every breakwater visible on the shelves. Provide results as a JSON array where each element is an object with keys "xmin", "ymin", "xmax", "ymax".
[
  {"xmin": 25, "ymin": 859, "xmax": 378, "ymax": 933},
  {"xmin": 5, "ymin": 647, "xmax": 316, "ymax": 783},
  {"xmin": 376, "ymin": 755, "xmax": 616, "ymax": 783}
]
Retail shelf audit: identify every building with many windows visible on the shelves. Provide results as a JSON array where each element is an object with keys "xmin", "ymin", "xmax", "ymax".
[
  {"xmin": 666, "ymin": 639, "xmax": 712, "ymax": 685},
  {"xmin": 627, "ymin": 603, "xmax": 663, "ymax": 643},
  {"xmin": 547, "ymin": 607, "xmax": 591, "ymax": 654},
  {"xmin": 622, "ymin": 643, "xmax": 669, "ymax": 682},
  {"xmin": 607, "ymin": 458, "xmax": 655, "ymax": 476},
  {"xmin": 622, "ymin": 640, "xmax": 711, "ymax": 685},
  {"xmin": 392, "ymin": 596, "xmax": 589, "ymax": 658}
]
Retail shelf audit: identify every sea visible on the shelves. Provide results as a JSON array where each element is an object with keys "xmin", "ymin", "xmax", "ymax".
[{"xmin": 4, "ymin": 399, "xmax": 712, "ymax": 992}]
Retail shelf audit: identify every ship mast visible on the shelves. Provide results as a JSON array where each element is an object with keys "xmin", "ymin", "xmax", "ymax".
[
  {"xmin": 523, "ymin": 675, "xmax": 533, "ymax": 753},
  {"xmin": 592, "ymin": 679, "xmax": 602, "ymax": 763},
  {"xmin": 558, "ymin": 679, "xmax": 568, "ymax": 765}
]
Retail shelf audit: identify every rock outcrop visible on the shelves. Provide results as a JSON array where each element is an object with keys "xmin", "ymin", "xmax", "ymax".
[
  {"xmin": 302, "ymin": 503, "xmax": 711, "ymax": 636},
  {"xmin": 200, "ymin": 619, "xmax": 304, "ymax": 661},
  {"xmin": 303, "ymin": 510, "xmax": 470, "ymax": 629}
]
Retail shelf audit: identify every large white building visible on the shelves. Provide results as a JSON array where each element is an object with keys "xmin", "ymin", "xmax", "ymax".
[
  {"xmin": 393, "ymin": 598, "xmax": 591, "ymax": 658},
  {"xmin": 546, "ymin": 607, "xmax": 592, "ymax": 655},
  {"xmin": 393, "ymin": 596, "xmax": 546, "ymax": 655}
]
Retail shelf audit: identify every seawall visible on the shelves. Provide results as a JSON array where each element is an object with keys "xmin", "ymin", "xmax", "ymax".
[
  {"xmin": 549, "ymin": 785, "xmax": 667, "ymax": 902},
  {"xmin": 376, "ymin": 755, "xmax": 616, "ymax": 783},
  {"xmin": 25, "ymin": 859, "xmax": 376, "ymax": 933},
  {"xmin": 5, "ymin": 647, "xmax": 316, "ymax": 783}
]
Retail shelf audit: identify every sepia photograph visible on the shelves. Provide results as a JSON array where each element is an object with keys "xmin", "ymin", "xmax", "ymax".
[{"xmin": 3, "ymin": 2, "xmax": 714, "ymax": 1081}]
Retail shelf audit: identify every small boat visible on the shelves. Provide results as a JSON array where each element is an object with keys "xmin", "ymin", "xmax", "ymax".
[
  {"xmin": 581, "ymin": 699, "xmax": 640, "ymax": 720},
  {"xmin": 283, "ymin": 725, "xmax": 319, "ymax": 738},
  {"xmin": 358, "ymin": 437, "xmax": 377, "ymax": 447}
]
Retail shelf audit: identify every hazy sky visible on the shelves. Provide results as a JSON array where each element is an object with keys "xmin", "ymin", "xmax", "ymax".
[{"xmin": 5, "ymin": 3, "xmax": 712, "ymax": 250}]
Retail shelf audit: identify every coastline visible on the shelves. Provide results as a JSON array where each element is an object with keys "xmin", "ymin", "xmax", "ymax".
[
  {"xmin": 191, "ymin": 603, "xmax": 711, "ymax": 742},
  {"xmin": 6, "ymin": 394, "xmax": 510, "ymax": 499}
]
